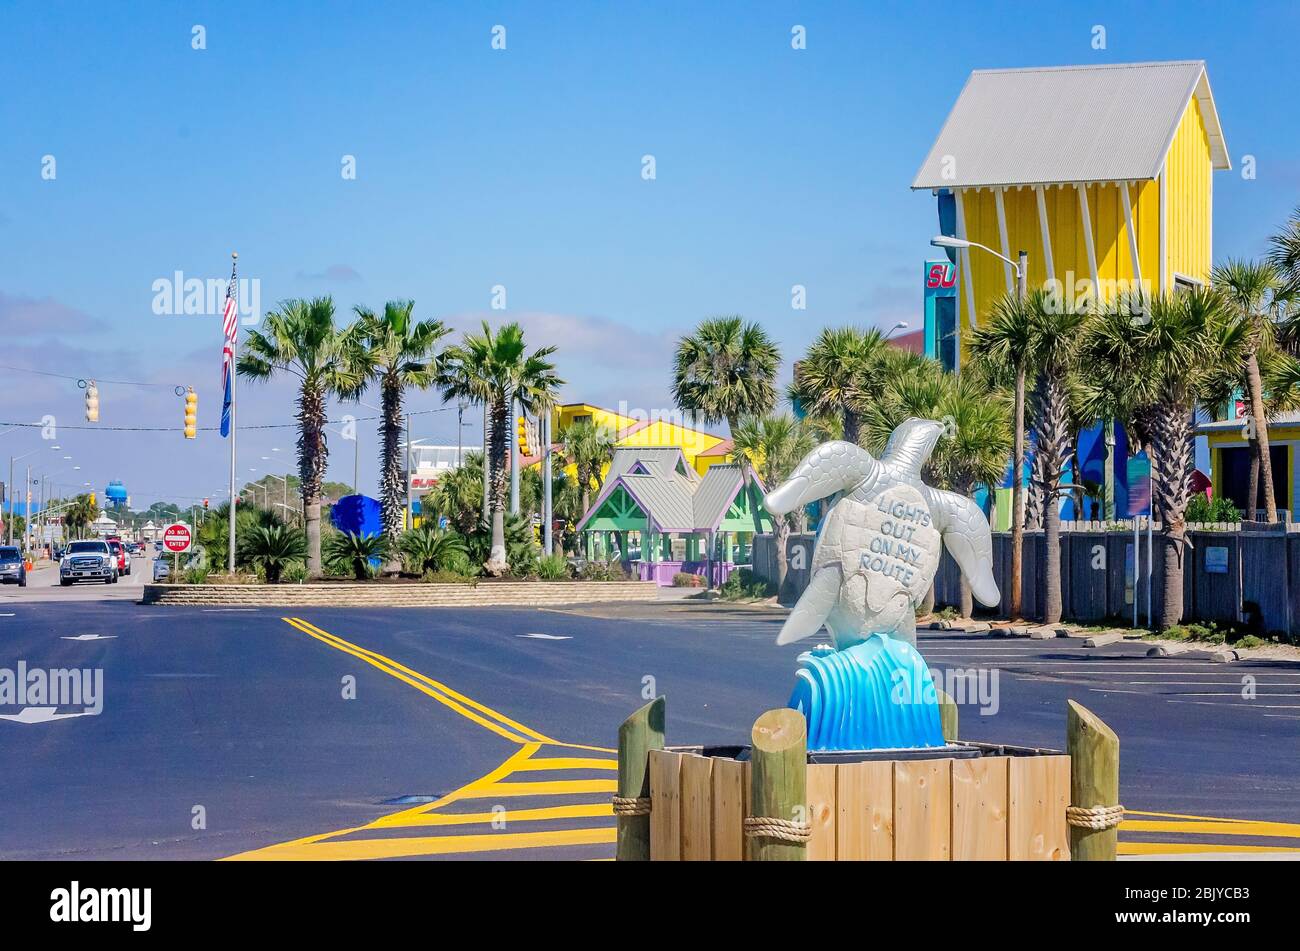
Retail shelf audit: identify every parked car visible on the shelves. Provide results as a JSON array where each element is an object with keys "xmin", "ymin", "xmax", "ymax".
[
  {"xmin": 107, "ymin": 539, "xmax": 129, "ymax": 575},
  {"xmin": 0, "ymin": 546, "xmax": 27, "ymax": 587},
  {"xmin": 59, "ymin": 540, "xmax": 117, "ymax": 585},
  {"xmin": 152, "ymin": 558, "xmax": 170, "ymax": 582}
]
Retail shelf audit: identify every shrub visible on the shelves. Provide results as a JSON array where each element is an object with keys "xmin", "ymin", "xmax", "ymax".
[
  {"xmin": 576, "ymin": 558, "xmax": 629, "ymax": 581},
  {"xmin": 238, "ymin": 524, "xmax": 307, "ymax": 583},
  {"xmin": 325, "ymin": 531, "xmax": 390, "ymax": 580},
  {"xmin": 720, "ymin": 567, "xmax": 776, "ymax": 601},
  {"xmin": 1186, "ymin": 493, "xmax": 1241, "ymax": 523},
  {"xmin": 281, "ymin": 561, "xmax": 309, "ymax": 584},
  {"xmin": 537, "ymin": 553, "xmax": 571, "ymax": 580},
  {"xmin": 400, "ymin": 525, "xmax": 468, "ymax": 575},
  {"xmin": 182, "ymin": 566, "xmax": 210, "ymax": 585},
  {"xmin": 671, "ymin": 572, "xmax": 704, "ymax": 587}
]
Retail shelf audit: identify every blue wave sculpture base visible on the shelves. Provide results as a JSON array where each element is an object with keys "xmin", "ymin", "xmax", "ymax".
[{"xmin": 788, "ymin": 634, "xmax": 945, "ymax": 751}]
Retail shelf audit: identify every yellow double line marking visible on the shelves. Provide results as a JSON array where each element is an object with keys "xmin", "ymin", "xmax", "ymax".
[
  {"xmin": 1118, "ymin": 809, "xmax": 1300, "ymax": 855},
  {"xmin": 283, "ymin": 616, "xmax": 616, "ymax": 751}
]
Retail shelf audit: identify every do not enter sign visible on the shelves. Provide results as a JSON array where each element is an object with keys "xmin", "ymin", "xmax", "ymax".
[{"xmin": 162, "ymin": 523, "xmax": 192, "ymax": 553}]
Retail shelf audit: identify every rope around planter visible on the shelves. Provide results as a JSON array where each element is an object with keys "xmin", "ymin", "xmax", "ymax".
[
  {"xmin": 1066, "ymin": 804, "xmax": 1125, "ymax": 830},
  {"xmin": 612, "ymin": 796, "xmax": 651, "ymax": 817},
  {"xmin": 743, "ymin": 816, "xmax": 812, "ymax": 844}
]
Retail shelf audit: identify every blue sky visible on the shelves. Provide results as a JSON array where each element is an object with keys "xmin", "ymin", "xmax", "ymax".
[{"xmin": 1, "ymin": 0, "xmax": 1297, "ymax": 506}]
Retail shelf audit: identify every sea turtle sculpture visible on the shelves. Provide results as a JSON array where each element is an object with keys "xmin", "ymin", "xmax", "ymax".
[{"xmin": 762, "ymin": 418, "xmax": 1000, "ymax": 750}]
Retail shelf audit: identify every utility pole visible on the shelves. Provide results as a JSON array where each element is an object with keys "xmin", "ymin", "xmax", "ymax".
[
  {"xmin": 542, "ymin": 407, "xmax": 553, "ymax": 555},
  {"xmin": 5, "ymin": 456, "xmax": 12, "ymax": 545},
  {"xmin": 1009, "ymin": 249, "xmax": 1029, "ymax": 620},
  {"xmin": 405, "ymin": 413, "xmax": 413, "ymax": 530},
  {"xmin": 481, "ymin": 402, "xmax": 490, "ymax": 526},
  {"xmin": 509, "ymin": 393, "xmax": 520, "ymax": 516}
]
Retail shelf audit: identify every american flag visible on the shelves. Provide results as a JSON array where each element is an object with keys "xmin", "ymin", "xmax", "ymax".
[{"xmin": 220, "ymin": 256, "xmax": 238, "ymax": 437}]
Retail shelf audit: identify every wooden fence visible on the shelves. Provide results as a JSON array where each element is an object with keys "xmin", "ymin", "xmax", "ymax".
[
  {"xmin": 616, "ymin": 698, "xmax": 1119, "ymax": 862},
  {"xmin": 754, "ymin": 523, "xmax": 1300, "ymax": 635}
]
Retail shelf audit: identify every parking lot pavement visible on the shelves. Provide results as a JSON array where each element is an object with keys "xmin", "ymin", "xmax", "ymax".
[{"xmin": 918, "ymin": 628, "xmax": 1300, "ymax": 719}]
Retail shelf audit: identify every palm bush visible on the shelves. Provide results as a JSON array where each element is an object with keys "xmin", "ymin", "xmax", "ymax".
[
  {"xmin": 324, "ymin": 531, "xmax": 390, "ymax": 581},
  {"xmin": 399, "ymin": 525, "xmax": 468, "ymax": 575},
  {"xmin": 239, "ymin": 524, "xmax": 308, "ymax": 583}
]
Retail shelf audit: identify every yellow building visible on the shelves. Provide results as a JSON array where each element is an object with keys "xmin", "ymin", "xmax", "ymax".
[
  {"xmin": 524, "ymin": 403, "xmax": 733, "ymax": 478},
  {"xmin": 913, "ymin": 60, "xmax": 1230, "ymax": 344},
  {"xmin": 1198, "ymin": 413, "xmax": 1297, "ymax": 517}
]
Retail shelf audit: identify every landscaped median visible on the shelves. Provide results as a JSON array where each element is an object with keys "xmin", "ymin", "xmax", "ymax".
[{"xmin": 141, "ymin": 579, "xmax": 660, "ymax": 607}]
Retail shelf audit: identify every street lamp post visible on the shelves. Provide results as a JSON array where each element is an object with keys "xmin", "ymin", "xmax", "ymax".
[{"xmin": 931, "ymin": 234, "xmax": 1030, "ymax": 620}]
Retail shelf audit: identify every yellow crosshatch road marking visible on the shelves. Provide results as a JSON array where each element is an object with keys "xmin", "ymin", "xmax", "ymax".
[
  {"xmin": 224, "ymin": 620, "xmax": 619, "ymax": 861},
  {"xmin": 1118, "ymin": 810, "xmax": 1300, "ymax": 856},
  {"xmin": 232, "ymin": 619, "xmax": 1299, "ymax": 861}
]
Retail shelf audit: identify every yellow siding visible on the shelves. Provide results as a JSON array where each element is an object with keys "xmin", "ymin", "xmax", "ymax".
[
  {"xmin": 958, "ymin": 181, "xmax": 1156, "ymax": 333},
  {"xmin": 957, "ymin": 147, "xmax": 1189, "ymax": 342},
  {"xmin": 539, "ymin": 403, "xmax": 729, "ymax": 479},
  {"xmin": 1164, "ymin": 96, "xmax": 1213, "ymax": 286}
]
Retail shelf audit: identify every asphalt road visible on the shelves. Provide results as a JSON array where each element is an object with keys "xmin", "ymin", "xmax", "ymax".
[{"xmin": 1, "ymin": 588, "xmax": 1297, "ymax": 859}]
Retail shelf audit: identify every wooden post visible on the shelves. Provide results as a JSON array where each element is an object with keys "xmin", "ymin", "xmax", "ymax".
[
  {"xmin": 749, "ymin": 708, "xmax": 808, "ymax": 861},
  {"xmin": 616, "ymin": 696, "xmax": 665, "ymax": 861},
  {"xmin": 935, "ymin": 686, "xmax": 958, "ymax": 742},
  {"xmin": 1067, "ymin": 699, "xmax": 1120, "ymax": 861}
]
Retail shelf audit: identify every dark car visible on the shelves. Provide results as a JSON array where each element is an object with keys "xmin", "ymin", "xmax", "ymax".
[{"xmin": 0, "ymin": 546, "xmax": 26, "ymax": 587}]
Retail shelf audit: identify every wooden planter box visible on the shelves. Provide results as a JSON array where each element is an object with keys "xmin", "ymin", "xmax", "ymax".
[
  {"xmin": 648, "ymin": 743, "xmax": 1069, "ymax": 860},
  {"xmin": 617, "ymin": 699, "xmax": 1118, "ymax": 862}
]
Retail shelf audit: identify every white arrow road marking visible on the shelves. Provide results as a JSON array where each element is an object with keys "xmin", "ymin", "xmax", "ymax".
[
  {"xmin": 61, "ymin": 634, "xmax": 117, "ymax": 641},
  {"xmin": 0, "ymin": 707, "xmax": 96, "ymax": 724},
  {"xmin": 516, "ymin": 633, "xmax": 573, "ymax": 640}
]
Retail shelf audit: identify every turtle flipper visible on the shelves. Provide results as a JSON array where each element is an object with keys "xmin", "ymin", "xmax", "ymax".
[
  {"xmin": 925, "ymin": 486, "xmax": 1000, "ymax": 607},
  {"xmin": 776, "ymin": 565, "xmax": 841, "ymax": 646}
]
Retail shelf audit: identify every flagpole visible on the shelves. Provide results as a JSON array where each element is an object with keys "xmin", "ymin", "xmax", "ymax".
[{"xmin": 227, "ymin": 251, "xmax": 238, "ymax": 574}]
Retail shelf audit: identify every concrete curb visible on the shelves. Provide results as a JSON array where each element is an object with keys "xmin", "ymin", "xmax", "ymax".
[
  {"xmin": 141, "ymin": 580, "xmax": 660, "ymax": 607},
  {"xmin": 1083, "ymin": 631, "xmax": 1125, "ymax": 648}
]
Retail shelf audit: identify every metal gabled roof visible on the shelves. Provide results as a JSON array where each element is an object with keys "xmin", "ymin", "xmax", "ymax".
[
  {"xmin": 691, "ymin": 464, "xmax": 746, "ymax": 530},
  {"xmin": 912, "ymin": 60, "xmax": 1230, "ymax": 190},
  {"xmin": 605, "ymin": 447, "xmax": 698, "ymax": 485}
]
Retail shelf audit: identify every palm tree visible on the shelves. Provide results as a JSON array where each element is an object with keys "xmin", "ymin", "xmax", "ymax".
[
  {"xmin": 672, "ymin": 316, "xmax": 780, "ymax": 535},
  {"xmin": 1269, "ymin": 206, "xmax": 1300, "ymax": 287},
  {"xmin": 425, "ymin": 450, "xmax": 484, "ymax": 535},
  {"xmin": 238, "ymin": 524, "xmax": 307, "ymax": 583},
  {"xmin": 1020, "ymin": 293, "xmax": 1088, "ymax": 624},
  {"xmin": 968, "ymin": 292, "xmax": 1034, "ymax": 620},
  {"xmin": 399, "ymin": 524, "xmax": 468, "ymax": 575},
  {"xmin": 731, "ymin": 414, "xmax": 815, "ymax": 593},
  {"xmin": 238, "ymin": 297, "xmax": 367, "ymax": 577},
  {"xmin": 438, "ymin": 322, "xmax": 563, "ymax": 575},
  {"xmin": 354, "ymin": 300, "xmax": 450, "ymax": 543},
  {"xmin": 324, "ymin": 531, "xmax": 390, "ymax": 580},
  {"xmin": 63, "ymin": 493, "xmax": 97, "ymax": 539},
  {"xmin": 789, "ymin": 326, "xmax": 889, "ymax": 444},
  {"xmin": 560, "ymin": 419, "xmax": 617, "ymax": 515},
  {"xmin": 1213, "ymin": 259, "xmax": 1288, "ymax": 522},
  {"xmin": 1081, "ymin": 288, "xmax": 1247, "ymax": 629}
]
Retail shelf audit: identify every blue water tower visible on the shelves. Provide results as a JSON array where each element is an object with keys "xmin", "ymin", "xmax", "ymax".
[{"xmin": 105, "ymin": 480, "xmax": 129, "ymax": 509}]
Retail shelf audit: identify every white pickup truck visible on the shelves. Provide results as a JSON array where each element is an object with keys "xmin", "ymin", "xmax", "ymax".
[{"xmin": 59, "ymin": 539, "xmax": 118, "ymax": 586}]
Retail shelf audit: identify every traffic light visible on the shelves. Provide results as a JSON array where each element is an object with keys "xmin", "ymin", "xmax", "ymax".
[
  {"xmin": 84, "ymin": 380, "xmax": 99, "ymax": 422},
  {"xmin": 203, "ymin": 498, "xmax": 209, "ymax": 510},
  {"xmin": 184, "ymin": 387, "xmax": 197, "ymax": 439},
  {"xmin": 517, "ymin": 415, "xmax": 530, "ymax": 456},
  {"xmin": 89, "ymin": 491, "xmax": 96, "ymax": 508}
]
